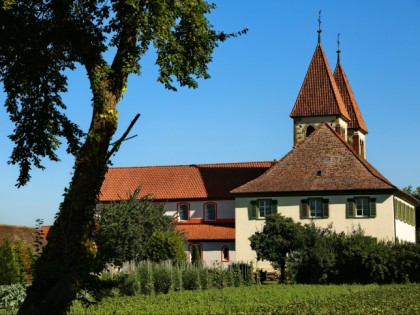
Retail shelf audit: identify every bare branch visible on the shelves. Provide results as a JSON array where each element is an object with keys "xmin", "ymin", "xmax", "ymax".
[{"xmin": 106, "ymin": 113, "xmax": 140, "ymax": 160}]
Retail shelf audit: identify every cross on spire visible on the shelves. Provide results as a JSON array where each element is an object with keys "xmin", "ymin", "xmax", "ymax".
[
  {"xmin": 317, "ymin": 10, "xmax": 322, "ymax": 45},
  {"xmin": 337, "ymin": 33, "xmax": 341, "ymax": 65}
]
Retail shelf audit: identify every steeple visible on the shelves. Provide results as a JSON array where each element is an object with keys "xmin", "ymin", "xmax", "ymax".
[
  {"xmin": 332, "ymin": 36, "xmax": 368, "ymax": 158},
  {"xmin": 290, "ymin": 17, "xmax": 350, "ymax": 146}
]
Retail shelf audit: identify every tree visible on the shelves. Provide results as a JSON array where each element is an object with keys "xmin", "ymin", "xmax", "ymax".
[
  {"xmin": 94, "ymin": 189, "xmax": 185, "ymax": 268},
  {"xmin": 0, "ymin": 2, "xmax": 245, "ymax": 314},
  {"xmin": 0, "ymin": 238, "xmax": 20, "ymax": 285},
  {"xmin": 145, "ymin": 230, "xmax": 186, "ymax": 265},
  {"xmin": 249, "ymin": 214, "xmax": 305, "ymax": 283}
]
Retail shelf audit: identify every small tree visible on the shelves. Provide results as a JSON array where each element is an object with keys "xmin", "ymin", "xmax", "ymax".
[
  {"xmin": 145, "ymin": 230, "xmax": 186, "ymax": 264},
  {"xmin": 94, "ymin": 189, "xmax": 182, "ymax": 269},
  {"xmin": 249, "ymin": 214, "xmax": 304, "ymax": 283},
  {"xmin": 0, "ymin": 238, "xmax": 20, "ymax": 285}
]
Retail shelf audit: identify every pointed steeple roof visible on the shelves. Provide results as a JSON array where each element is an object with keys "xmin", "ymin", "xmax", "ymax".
[
  {"xmin": 232, "ymin": 123, "xmax": 395, "ymax": 194},
  {"xmin": 290, "ymin": 44, "xmax": 350, "ymax": 120},
  {"xmin": 333, "ymin": 54, "xmax": 368, "ymax": 133}
]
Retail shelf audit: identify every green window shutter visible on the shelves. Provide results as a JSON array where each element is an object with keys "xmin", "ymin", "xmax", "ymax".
[
  {"xmin": 403, "ymin": 204, "xmax": 407, "ymax": 223},
  {"xmin": 398, "ymin": 201, "xmax": 402, "ymax": 220},
  {"xmin": 248, "ymin": 200, "xmax": 257, "ymax": 220},
  {"xmin": 322, "ymin": 199, "xmax": 329, "ymax": 218},
  {"xmin": 300, "ymin": 200, "xmax": 309, "ymax": 219},
  {"xmin": 369, "ymin": 198, "xmax": 377, "ymax": 218},
  {"xmin": 346, "ymin": 199, "xmax": 355, "ymax": 218},
  {"xmin": 271, "ymin": 200, "xmax": 278, "ymax": 214},
  {"xmin": 393, "ymin": 198, "xmax": 397, "ymax": 218}
]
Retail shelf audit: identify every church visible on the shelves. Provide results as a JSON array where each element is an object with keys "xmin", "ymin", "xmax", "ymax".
[{"xmin": 99, "ymin": 26, "xmax": 417, "ymax": 268}]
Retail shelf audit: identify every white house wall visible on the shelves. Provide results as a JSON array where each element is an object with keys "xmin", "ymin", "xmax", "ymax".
[
  {"xmin": 185, "ymin": 241, "xmax": 236, "ymax": 267},
  {"xmin": 163, "ymin": 200, "xmax": 235, "ymax": 220},
  {"xmin": 394, "ymin": 197, "xmax": 416, "ymax": 243},
  {"xmin": 235, "ymin": 194, "xmax": 400, "ymax": 266}
]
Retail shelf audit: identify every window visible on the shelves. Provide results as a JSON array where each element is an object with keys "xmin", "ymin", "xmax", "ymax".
[
  {"xmin": 394, "ymin": 198, "xmax": 415, "ymax": 226},
  {"xmin": 355, "ymin": 197, "xmax": 369, "ymax": 217},
  {"xmin": 248, "ymin": 199, "xmax": 277, "ymax": 220},
  {"xmin": 178, "ymin": 203, "xmax": 189, "ymax": 221},
  {"xmin": 221, "ymin": 245, "xmax": 230, "ymax": 262},
  {"xmin": 189, "ymin": 244, "xmax": 202, "ymax": 264},
  {"xmin": 300, "ymin": 199, "xmax": 329, "ymax": 219},
  {"xmin": 204, "ymin": 203, "xmax": 216, "ymax": 221},
  {"xmin": 258, "ymin": 199, "xmax": 272, "ymax": 218},
  {"xmin": 306, "ymin": 125, "xmax": 315, "ymax": 137},
  {"xmin": 346, "ymin": 198, "xmax": 376, "ymax": 218}
]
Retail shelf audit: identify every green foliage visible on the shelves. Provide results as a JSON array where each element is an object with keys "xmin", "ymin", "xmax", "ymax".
[
  {"xmin": 0, "ymin": 284, "xmax": 26, "ymax": 311},
  {"xmin": 182, "ymin": 267, "xmax": 201, "ymax": 290},
  {"xmin": 249, "ymin": 214, "xmax": 305, "ymax": 283},
  {"xmin": 0, "ymin": 238, "xmax": 19, "ymax": 285},
  {"xmin": 94, "ymin": 189, "xmax": 184, "ymax": 269},
  {"xmin": 138, "ymin": 263, "xmax": 154, "ymax": 296},
  {"xmin": 146, "ymin": 230, "xmax": 186, "ymax": 265},
  {"xmin": 67, "ymin": 284, "xmax": 420, "ymax": 315},
  {"xmin": 152, "ymin": 264, "xmax": 172, "ymax": 294}
]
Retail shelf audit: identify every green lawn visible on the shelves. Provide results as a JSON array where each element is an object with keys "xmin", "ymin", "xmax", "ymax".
[{"xmin": 66, "ymin": 284, "xmax": 420, "ymax": 315}]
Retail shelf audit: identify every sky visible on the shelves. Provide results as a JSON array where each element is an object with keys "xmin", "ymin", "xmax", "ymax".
[{"xmin": 1, "ymin": 1, "xmax": 420, "ymax": 227}]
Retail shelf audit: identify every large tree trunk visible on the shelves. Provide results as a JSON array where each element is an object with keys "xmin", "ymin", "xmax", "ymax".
[{"xmin": 18, "ymin": 88, "xmax": 119, "ymax": 314}]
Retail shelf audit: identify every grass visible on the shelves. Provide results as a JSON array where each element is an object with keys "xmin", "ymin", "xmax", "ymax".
[{"xmin": 67, "ymin": 284, "xmax": 420, "ymax": 315}]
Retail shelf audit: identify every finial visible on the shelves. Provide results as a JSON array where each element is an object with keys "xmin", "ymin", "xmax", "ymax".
[
  {"xmin": 336, "ymin": 33, "xmax": 341, "ymax": 65},
  {"xmin": 317, "ymin": 10, "xmax": 322, "ymax": 44}
]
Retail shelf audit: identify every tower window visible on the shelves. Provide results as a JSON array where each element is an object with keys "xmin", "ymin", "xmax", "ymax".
[{"xmin": 306, "ymin": 126, "xmax": 315, "ymax": 137}]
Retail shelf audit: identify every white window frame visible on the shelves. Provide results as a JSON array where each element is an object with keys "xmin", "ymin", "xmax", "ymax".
[
  {"xmin": 258, "ymin": 199, "xmax": 272, "ymax": 218},
  {"xmin": 355, "ymin": 197, "xmax": 369, "ymax": 217},
  {"xmin": 309, "ymin": 198, "xmax": 323, "ymax": 218}
]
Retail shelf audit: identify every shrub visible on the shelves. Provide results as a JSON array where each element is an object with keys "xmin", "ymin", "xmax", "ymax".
[
  {"xmin": 182, "ymin": 268, "xmax": 200, "ymax": 290},
  {"xmin": 0, "ymin": 238, "xmax": 19, "ymax": 285},
  {"xmin": 153, "ymin": 264, "xmax": 172, "ymax": 294},
  {"xmin": 0, "ymin": 284, "xmax": 26, "ymax": 311},
  {"xmin": 138, "ymin": 262, "xmax": 154, "ymax": 295}
]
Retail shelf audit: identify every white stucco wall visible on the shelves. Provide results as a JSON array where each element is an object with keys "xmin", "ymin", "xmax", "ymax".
[
  {"xmin": 394, "ymin": 197, "xmax": 416, "ymax": 243},
  {"xmin": 185, "ymin": 241, "xmax": 235, "ymax": 267},
  {"xmin": 163, "ymin": 200, "xmax": 235, "ymax": 221},
  {"xmin": 235, "ymin": 193, "xmax": 402, "ymax": 268}
]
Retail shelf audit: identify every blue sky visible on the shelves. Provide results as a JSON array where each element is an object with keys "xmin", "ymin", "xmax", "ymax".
[{"xmin": 1, "ymin": 1, "xmax": 420, "ymax": 226}]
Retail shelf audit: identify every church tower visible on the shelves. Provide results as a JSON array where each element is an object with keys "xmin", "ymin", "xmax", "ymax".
[
  {"xmin": 333, "ymin": 35, "xmax": 368, "ymax": 158},
  {"xmin": 290, "ymin": 16, "xmax": 368, "ymax": 158},
  {"xmin": 290, "ymin": 17, "xmax": 350, "ymax": 147}
]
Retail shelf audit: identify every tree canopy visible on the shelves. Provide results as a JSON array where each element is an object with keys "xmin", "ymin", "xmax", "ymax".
[{"xmin": 0, "ymin": 1, "xmax": 244, "ymax": 314}]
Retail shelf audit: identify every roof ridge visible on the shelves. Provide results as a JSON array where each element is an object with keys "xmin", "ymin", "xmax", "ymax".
[{"xmin": 108, "ymin": 161, "xmax": 274, "ymax": 170}]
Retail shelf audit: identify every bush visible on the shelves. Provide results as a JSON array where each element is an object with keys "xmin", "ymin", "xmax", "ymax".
[
  {"xmin": 153, "ymin": 264, "xmax": 172, "ymax": 294},
  {"xmin": 138, "ymin": 262, "xmax": 154, "ymax": 295},
  {"xmin": 182, "ymin": 268, "xmax": 200, "ymax": 290},
  {"xmin": 0, "ymin": 284, "xmax": 27, "ymax": 311},
  {"xmin": 0, "ymin": 239, "xmax": 19, "ymax": 285}
]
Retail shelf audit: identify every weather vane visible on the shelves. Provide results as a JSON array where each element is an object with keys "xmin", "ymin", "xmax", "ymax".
[
  {"xmin": 317, "ymin": 10, "xmax": 322, "ymax": 44},
  {"xmin": 337, "ymin": 33, "xmax": 341, "ymax": 65}
]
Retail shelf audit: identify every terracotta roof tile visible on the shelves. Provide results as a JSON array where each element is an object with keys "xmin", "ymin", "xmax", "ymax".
[
  {"xmin": 99, "ymin": 162, "xmax": 273, "ymax": 201},
  {"xmin": 176, "ymin": 223, "xmax": 235, "ymax": 241},
  {"xmin": 0, "ymin": 224, "xmax": 44, "ymax": 247},
  {"xmin": 232, "ymin": 124, "xmax": 395, "ymax": 194},
  {"xmin": 334, "ymin": 63, "xmax": 368, "ymax": 133},
  {"xmin": 290, "ymin": 45, "xmax": 350, "ymax": 120}
]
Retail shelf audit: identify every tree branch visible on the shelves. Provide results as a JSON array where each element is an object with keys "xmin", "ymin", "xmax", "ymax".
[{"xmin": 106, "ymin": 113, "xmax": 140, "ymax": 161}]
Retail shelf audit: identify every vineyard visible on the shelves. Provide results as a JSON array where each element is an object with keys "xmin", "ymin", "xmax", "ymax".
[{"xmin": 66, "ymin": 284, "xmax": 419, "ymax": 315}]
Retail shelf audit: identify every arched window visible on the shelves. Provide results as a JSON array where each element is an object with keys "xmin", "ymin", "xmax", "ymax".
[
  {"xmin": 177, "ymin": 203, "xmax": 189, "ymax": 221},
  {"xmin": 221, "ymin": 245, "xmax": 230, "ymax": 262},
  {"xmin": 204, "ymin": 202, "xmax": 217, "ymax": 221},
  {"xmin": 306, "ymin": 125, "xmax": 315, "ymax": 137},
  {"xmin": 189, "ymin": 243, "xmax": 202, "ymax": 264}
]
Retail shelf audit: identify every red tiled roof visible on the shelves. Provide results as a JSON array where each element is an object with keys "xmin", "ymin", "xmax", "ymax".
[
  {"xmin": 333, "ymin": 63, "xmax": 368, "ymax": 133},
  {"xmin": 290, "ymin": 45, "xmax": 350, "ymax": 120},
  {"xmin": 0, "ymin": 224, "xmax": 44, "ymax": 247},
  {"xmin": 176, "ymin": 223, "xmax": 235, "ymax": 241},
  {"xmin": 232, "ymin": 123, "xmax": 395, "ymax": 194},
  {"xmin": 99, "ymin": 162, "xmax": 274, "ymax": 201}
]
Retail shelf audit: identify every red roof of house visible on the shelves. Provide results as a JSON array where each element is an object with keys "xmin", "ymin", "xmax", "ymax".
[
  {"xmin": 232, "ymin": 123, "xmax": 395, "ymax": 194},
  {"xmin": 290, "ymin": 45, "xmax": 350, "ymax": 120},
  {"xmin": 0, "ymin": 224, "xmax": 47, "ymax": 249},
  {"xmin": 99, "ymin": 162, "xmax": 274, "ymax": 201},
  {"xmin": 176, "ymin": 223, "xmax": 235, "ymax": 241},
  {"xmin": 334, "ymin": 63, "xmax": 368, "ymax": 133}
]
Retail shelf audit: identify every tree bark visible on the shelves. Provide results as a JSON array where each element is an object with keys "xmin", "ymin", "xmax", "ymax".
[
  {"xmin": 18, "ymin": 82, "xmax": 120, "ymax": 315},
  {"xmin": 279, "ymin": 259, "xmax": 286, "ymax": 284}
]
